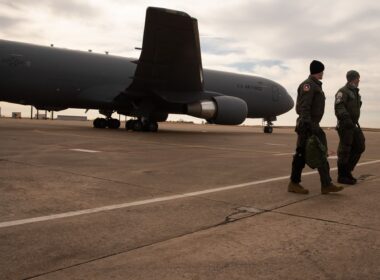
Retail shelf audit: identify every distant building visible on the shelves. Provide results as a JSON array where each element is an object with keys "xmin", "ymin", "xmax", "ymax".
[
  {"xmin": 12, "ymin": 112, "xmax": 22, "ymax": 119},
  {"xmin": 57, "ymin": 115, "xmax": 87, "ymax": 121},
  {"xmin": 35, "ymin": 113, "xmax": 47, "ymax": 119}
]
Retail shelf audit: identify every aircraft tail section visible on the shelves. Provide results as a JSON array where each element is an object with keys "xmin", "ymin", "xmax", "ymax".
[{"xmin": 128, "ymin": 7, "xmax": 204, "ymax": 96}]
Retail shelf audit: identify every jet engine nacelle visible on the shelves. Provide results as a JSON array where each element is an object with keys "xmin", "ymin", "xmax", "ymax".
[{"xmin": 187, "ymin": 96, "xmax": 248, "ymax": 125}]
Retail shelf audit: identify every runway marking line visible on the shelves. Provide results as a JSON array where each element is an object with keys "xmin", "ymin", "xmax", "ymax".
[
  {"xmin": 265, "ymin": 143, "xmax": 287, "ymax": 146},
  {"xmin": 70, "ymin": 149, "xmax": 100, "ymax": 153},
  {"xmin": 274, "ymin": 153, "xmax": 294, "ymax": 156},
  {"xmin": 1, "ymin": 159, "xmax": 379, "ymax": 229}
]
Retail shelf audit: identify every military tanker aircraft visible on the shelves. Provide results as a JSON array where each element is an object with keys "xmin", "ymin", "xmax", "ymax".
[{"xmin": 0, "ymin": 7, "xmax": 293, "ymax": 133}]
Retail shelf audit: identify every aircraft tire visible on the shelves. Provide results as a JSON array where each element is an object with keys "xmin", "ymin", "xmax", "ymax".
[
  {"xmin": 98, "ymin": 118, "xmax": 107, "ymax": 128},
  {"xmin": 125, "ymin": 120, "xmax": 133, "ymax": 130},
  {"xmin": 93, "ymin": 118, "xmax": 100, "ymax": 128},
  {"xmin": 132, "ymin": 120, "xmax": 143, "ymax": 131},
  {"xmin": 108, "ymin": 119, "xmax": 120, "ymax": 129},
  {"xmin": 94, "ymin": 118, "xmax": 107, "ymax": 128},
  {"xmin": 264, "ymin": 126, "xmax": 273, "ymax": 134},
  {"xmin": 147, "ymin": 122, "xmax": 158, "ymax": 132}
]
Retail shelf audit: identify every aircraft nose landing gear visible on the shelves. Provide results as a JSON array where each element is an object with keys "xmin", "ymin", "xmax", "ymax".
[
  {"xmin": 264, "ymin": 125, "xmax": 273, "ymax": 134},
  {"xmin": 263, "ymin": 117, "xmax": 276, "ymax": 134}
]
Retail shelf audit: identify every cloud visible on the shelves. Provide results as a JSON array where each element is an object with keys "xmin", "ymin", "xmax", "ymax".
[
  {"xmin": 200, "ymin": 37, "xmax": 245, "ymax": 55},
  {"xmin": 197, "ymin": 0, "xmax": 380, "ymax": 60},
  {"xmin": 0, "ymin": 1, "xmax": 19, "ymax": 9},
  {"xmin": 1, "ymin": 0, "xmax": 100, "ymax": 18},
  {"xmin": 228, "ymin": 60, "xmax": 288, "ymax": 72},
  {"xmin": 0, "ymin": 15, "xmax": 24, "ymax": 28},
  {"xmin": 45, "ymin": 0, "xmax": 100, "ymax": 18}
]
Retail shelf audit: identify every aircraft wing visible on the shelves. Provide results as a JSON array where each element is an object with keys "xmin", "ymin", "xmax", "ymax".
[{"xmin": 127, "ymin": 7, "xmax": 204, "ymax": 103}]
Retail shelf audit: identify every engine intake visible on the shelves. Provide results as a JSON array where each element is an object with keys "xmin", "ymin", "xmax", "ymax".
[{"xmin": 187, "ymin": 96, "xmax": 248, "ymax": 125}]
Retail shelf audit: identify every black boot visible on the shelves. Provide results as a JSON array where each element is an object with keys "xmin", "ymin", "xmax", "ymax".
[
  {"xmin": 337, "ymin": 163, "xmax": 356, "ymax": 185},
  {"xmin": 338, "ymin": 177, "xmax": 356, "ymax": 185},
  {"xmin": 347, "ymin": 172, "xmax": 357, "ymax": 184},
  {"xmin": 337, "ymin": 163, "xmax": 346, "ymax": 178}
]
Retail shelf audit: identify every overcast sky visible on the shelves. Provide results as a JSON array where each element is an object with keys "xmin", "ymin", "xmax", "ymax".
[{"xmin": 1, "ymin": 0, "xmax": 379, "ymax": 127}]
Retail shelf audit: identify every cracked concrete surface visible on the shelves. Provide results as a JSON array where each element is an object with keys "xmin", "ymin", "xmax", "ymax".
[
  {"xmin": 0, "ymin": 119, "xmax": 379, "ymax": 279},
  {"xmin": 225, "ymin": 207, "xmax": 264, "ymax": 223}
]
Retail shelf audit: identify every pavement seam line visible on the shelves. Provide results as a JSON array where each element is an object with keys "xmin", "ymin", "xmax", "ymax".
[
  {"xmin": 1, "ymin": 159, "xmax": 380, "ymax": 229},
  {"xmin": 22, "ymin": 221, "xmax": 227, "ymax": 280},
  {"xmin": 234, "ymin": 184, "xmax": 380, "ymax": 233},
  {"xmin": 0, "ymin": 158, "xmax": 174, "ymax": 195},
  {"xmin": 271, "ymin": 210, "xmax": 380, "ymax": 232},
  {"xmin": 245, "ymin": 192, "xmax": 380, "ymax": 232}
]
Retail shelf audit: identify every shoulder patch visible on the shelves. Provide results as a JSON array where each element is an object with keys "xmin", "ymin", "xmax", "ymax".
[
  {"xmin": 303, "ymin": 83, "xmax": 311, "ymax": 92},
  {"xmin": 335, "ymin": 91, "xmax": 343, "ymax": 104}
]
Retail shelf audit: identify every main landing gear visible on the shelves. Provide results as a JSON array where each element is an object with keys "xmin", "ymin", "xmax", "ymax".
[
  {"xmin": 125, "ymin": 119, "xmax": 158, "ymax": 132},
  {"xmin": 93, "ymin": 118, "xmax": 121, "ymax": 129}
]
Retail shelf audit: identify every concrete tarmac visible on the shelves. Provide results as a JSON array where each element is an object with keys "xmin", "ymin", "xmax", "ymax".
[{"xmin": 0, "ymin": 118, "xmax": 379, "ymax": 280}]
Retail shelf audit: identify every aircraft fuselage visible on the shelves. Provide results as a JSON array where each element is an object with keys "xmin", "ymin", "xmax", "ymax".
[{"xmin": 0, "ymin": 39, "xmax": 293, "ymax": 120}]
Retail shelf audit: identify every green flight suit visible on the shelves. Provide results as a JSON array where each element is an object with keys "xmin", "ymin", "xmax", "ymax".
[
  {"xmin": 335, "ymin": 83, "xmax": 365, "ymax": 176},
  {"xmin": 291, "ymin": 76, "xmax": 332, "ymax": 187}
]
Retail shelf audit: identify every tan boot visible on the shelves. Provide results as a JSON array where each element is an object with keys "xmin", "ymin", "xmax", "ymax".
[
  {"xmin": 288, "ymin": 182, "xmax": 309, "ymax": 194},
  {"xmin": 321, "ymin": 183, "xmax": 344, "ymax": 194}
]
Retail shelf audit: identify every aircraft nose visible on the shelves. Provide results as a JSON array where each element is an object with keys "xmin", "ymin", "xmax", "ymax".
[
  {"xmin": 284, "ymin": 90, "xmax": 294, "ymax": 111},
  {"xmin": 275, "ymin": 86, "xmax": 294, "ymax": 115}
]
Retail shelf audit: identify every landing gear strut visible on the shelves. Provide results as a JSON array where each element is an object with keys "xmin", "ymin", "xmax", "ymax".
[
  {"xmin": 263, "ymin": 117, "xmax": 276, "ymax": 134},
  {"xmin": 125, "ymin": 119, "xmax": 158, "ymax": 132}
]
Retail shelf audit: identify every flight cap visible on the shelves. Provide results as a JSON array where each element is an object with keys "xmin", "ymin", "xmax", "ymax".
[{"xmin": 310, "ymin": 60, "xmax": 325, "ymax": 74}]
